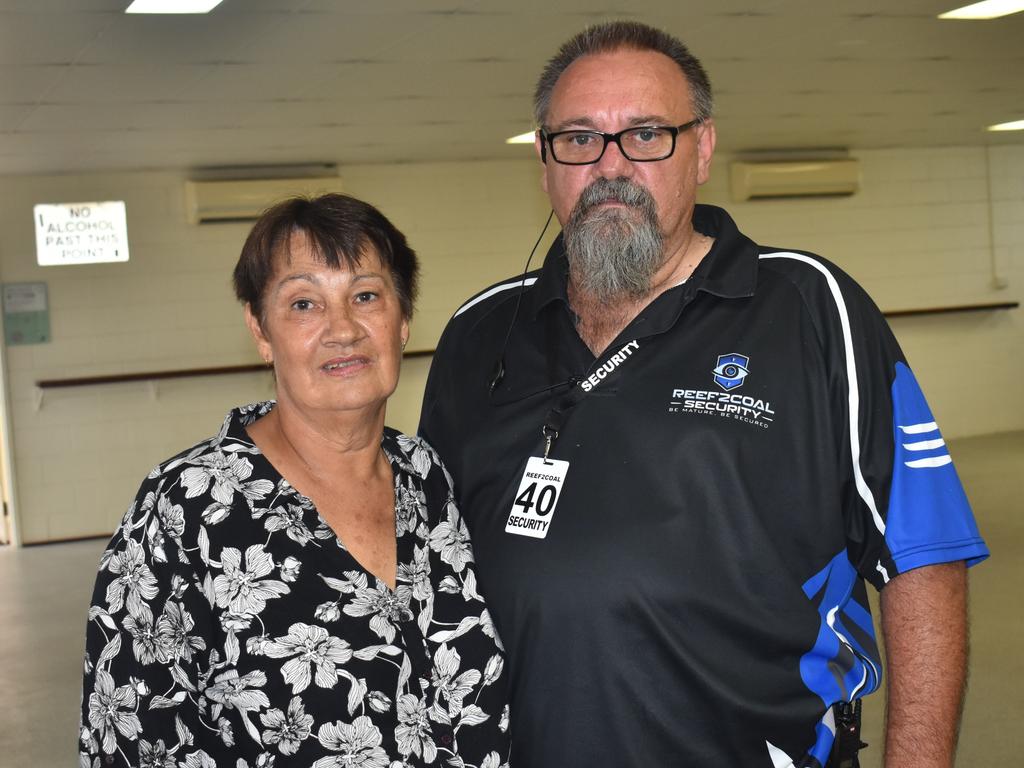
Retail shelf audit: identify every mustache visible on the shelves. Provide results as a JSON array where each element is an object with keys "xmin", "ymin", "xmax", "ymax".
[{"xmin": 572, "ymin": 177, "xmax": 655, "ymax": 217}]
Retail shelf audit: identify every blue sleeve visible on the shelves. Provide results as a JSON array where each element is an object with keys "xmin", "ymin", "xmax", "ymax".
[
  {"xmin": 883, "ymin": 361, "xmax": 989, "ymax": 575},
  {"xmin": 784, "ymin": 252, "xmax": 990, "ymax": 589}
]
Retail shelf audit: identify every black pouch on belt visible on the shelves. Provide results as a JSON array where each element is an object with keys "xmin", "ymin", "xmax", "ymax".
[{"xmin": 828, "ymin": 699, "xmax": 868, "ymax": 768}]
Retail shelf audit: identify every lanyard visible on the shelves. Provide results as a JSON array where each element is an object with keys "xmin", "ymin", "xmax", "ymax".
[
  {"xmin": 500, "ymin": 312, "xmax": 645, "ymax": 541},
  {"xmin": 540, "ymin": 308, "xmax": 643, "ymax": 459}
]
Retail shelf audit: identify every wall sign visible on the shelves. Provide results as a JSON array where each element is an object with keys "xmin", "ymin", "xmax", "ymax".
[
  {"xmin": 34, "ymin": 201, "xmax": 130, "ymax": 266},
  {"xmin": 3, "ymin": 282, "xmax": 50, "ymax": 345}
]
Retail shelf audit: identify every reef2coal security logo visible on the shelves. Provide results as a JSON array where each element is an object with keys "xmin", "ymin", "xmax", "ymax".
[
  {"xmin": 712, "ymin": 353, "xmax": 750, "ymax": 391},
  {"xmin": 668, "ymin": 352, "xmax": 776, "ymax": 429}
]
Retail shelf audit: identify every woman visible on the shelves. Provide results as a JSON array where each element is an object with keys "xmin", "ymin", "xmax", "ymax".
[{"xmin": 79, "ymin": 194, "xmax": 511, "ymax": 768}]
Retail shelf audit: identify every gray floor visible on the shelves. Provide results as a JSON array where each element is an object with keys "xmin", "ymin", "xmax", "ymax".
[{"xmin": 1, "ymin": 431, "xmax": 1021, "ymax": 767}]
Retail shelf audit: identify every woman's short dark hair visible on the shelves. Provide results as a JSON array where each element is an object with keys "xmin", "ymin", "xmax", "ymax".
[{"xmin": 233, "ymin": 193, "xmax": 419, "ymax": 321}]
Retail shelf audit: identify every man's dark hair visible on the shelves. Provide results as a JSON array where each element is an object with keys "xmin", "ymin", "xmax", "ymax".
[
  {"xmin": 533, "ymin": 21, "xmax": 713, "ymax": 127},
  {"xmin": 233, "ymin": 193, "xmax": 419, "ymax": 322}
]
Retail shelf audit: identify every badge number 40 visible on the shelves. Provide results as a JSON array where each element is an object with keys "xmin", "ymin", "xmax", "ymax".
[{"xmin": 505, "ymin": 457, "xmax": 569, "ymax": 539}]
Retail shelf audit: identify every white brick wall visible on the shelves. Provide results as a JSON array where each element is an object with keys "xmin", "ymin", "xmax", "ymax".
[
  {"xmin": 0, "ymin": 146, "xmax": 1020, "ymax": 543},
  {"xmin": 700, "ymin": 146, "xmax": 1023, "ymax": 439}
]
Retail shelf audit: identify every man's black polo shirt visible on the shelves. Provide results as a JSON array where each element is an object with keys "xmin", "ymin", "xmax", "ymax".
[{"xmin": 419, "ymin": 205, "xmax": 987, "ymax": 767}]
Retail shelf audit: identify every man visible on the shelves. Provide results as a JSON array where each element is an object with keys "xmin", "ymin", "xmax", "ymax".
[{"xmin": 419, "ymin": 21, "xmax": 987, "ymax": 768}]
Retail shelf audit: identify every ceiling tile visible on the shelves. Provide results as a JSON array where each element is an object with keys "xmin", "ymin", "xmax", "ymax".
[
  {"xmin": 0, "ymin": 9, "xmax": 118, "ymax": 65},
  {"xmin": 1, "ymin": 0, "xmax": 1021, "ymax": 175}
]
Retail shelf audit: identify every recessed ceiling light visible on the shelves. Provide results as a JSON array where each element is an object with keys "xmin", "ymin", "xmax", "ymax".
[
  {"xmin": 506, "ymin": 131, "xmax": 536, "ymax": 145},
  {"xmin": 125, "ymin": 0, "xmax": 225, "ymax": 14},
  {"xmin": 987, "ymin": 119, "xmax": 1024, "ymax": 131},
  {"xmin": 938, "ymin": 1, "xmax": 1024, "ymax": 19}
]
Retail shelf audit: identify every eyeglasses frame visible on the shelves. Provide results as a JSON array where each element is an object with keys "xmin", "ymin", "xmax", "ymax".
[{"xmin": 539, "ymin": 118, "xmax": 705, "ymax": 165}]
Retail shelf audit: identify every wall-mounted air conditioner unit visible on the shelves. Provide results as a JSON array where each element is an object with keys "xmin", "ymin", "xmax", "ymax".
[
  {"xmin": 729, "ymin": 159, "xmax": 860, "ymax": 201},
  {"xmin": 184, "ymin": 176, "xmax": 345, "ymax": 224}
]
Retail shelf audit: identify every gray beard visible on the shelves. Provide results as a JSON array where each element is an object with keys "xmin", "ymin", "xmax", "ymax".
[{"xmin": 563, "ymin": 177, "xmax": 664, "ymax": 304}]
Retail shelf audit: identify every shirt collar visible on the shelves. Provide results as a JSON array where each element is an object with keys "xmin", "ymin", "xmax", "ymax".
[
  {"xmin": 689, "ymin": 204, "xmax": 759, "ymax": 299},
  {"xmin": 528, "ymin": 203, "xmax": 758, "ymax": 319},
  {"xmin": 528, "ymin": 234, "xmax": 571, "ymax": 319}
]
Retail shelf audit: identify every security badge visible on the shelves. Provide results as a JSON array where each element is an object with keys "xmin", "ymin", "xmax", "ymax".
[{"xmin": 504, "ymin": 456, "xmax": 569, "ymax": 539}]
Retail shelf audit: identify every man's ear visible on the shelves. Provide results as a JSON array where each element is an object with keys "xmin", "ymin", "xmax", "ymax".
[
  {"xmin": 535, "ymin": 131, "xmax": 551, "ymax": 195},
  {"xmin": 534, "ymin": 130, "xmax": 547, "ymax": 164},
  {"xmin": 696, "ymin": 118, "xmax": 717, "ymax": 186},
  {"xmin": 244, "ymin": 303, "xmax": 273, "ymax": 364}
]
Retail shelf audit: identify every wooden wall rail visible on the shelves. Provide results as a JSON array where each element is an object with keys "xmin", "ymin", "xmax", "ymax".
[
  {"xmin": 32, "ymin": 302, "xmax": 1018, "ymax": 390},
  {"xmin": 35, "ymin": 349, "xmax": 434, "ymax": 390},
  {"xmin": 882, "ymin": 301, "xmax": 1018, "ymax": 319}
]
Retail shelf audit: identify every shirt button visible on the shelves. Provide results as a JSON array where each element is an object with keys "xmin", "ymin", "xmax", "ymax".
[{"xmin": 439, "ymin": 732, "xmax": 454, "ymax": 746}]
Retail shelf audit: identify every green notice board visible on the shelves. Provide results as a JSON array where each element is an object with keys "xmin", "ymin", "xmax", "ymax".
[{"xmin": 3, "ymin": 282, "xmax": 50, "ymax": 345}]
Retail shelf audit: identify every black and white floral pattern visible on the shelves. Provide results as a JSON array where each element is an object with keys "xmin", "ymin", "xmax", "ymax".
[{"xmin": 80, "ymin": 402, "xmax": 511, "ymax": 768}]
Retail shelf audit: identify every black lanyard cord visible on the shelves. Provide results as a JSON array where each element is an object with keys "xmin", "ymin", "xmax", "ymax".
[
  {"xmin": 488, "ymin": 210, "xmax": 556, "ymax": 395},
  {"xmin": 540, "ymin": 331, "xmax": 644, "ymax": 458}
]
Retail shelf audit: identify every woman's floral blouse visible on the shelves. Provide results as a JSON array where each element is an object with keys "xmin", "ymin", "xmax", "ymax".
[{"xmin": 79, "ymin": 402, "xmax": 511, "ymax": 768}]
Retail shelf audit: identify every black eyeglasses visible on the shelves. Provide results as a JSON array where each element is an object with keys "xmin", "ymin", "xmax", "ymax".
[{"xmin": 540, "ymin": 119, "xmax": 704, "ymax": 165}]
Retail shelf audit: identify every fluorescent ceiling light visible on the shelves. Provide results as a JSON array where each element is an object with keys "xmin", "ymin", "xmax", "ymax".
[
  {"xmin": 506, "ymin": 131, "xmax": 536, "ymax": 145},
  {"xmin": 125, "ymin": 0, "xmax": 225, "ymax": 13},
  {"xmin": 987, "ymin": 119, "xmax": 1024, "ymax": 131},
  {"xmin": 938, "ymin": 1, "xmax": 1024, "ymax": 19}
]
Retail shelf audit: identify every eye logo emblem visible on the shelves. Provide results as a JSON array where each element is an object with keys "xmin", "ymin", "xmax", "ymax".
[{"xmin": 712, "ymin": 353, "xmax": 750, "ymax": 391}]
